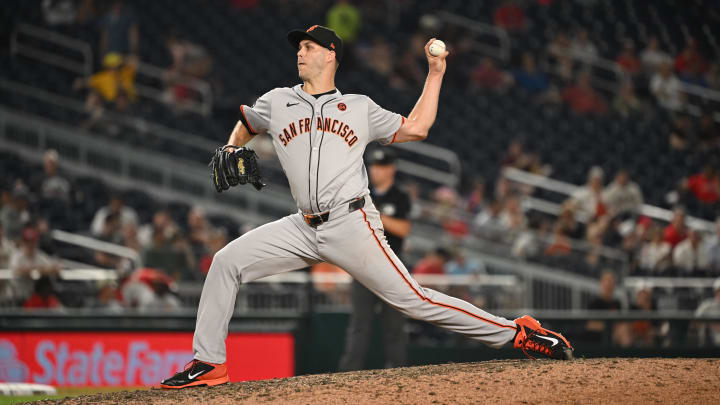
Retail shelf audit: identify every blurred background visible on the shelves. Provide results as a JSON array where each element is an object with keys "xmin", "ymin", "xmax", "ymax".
[{"xmin": 1, "ymin": 0, "xmax": 720, "ymax": 390}]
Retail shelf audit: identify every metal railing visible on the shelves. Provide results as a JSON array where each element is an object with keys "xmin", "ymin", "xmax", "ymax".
[
  {"xmin": 10, "ymin": 23, "xmax": 213, "ymax": 116},
  {"xmin": 0, "ymin": 107, "xmax": 296, "ymax": 226},
  {"xmin": 437, "ymin": 11, "xmax": 511, "ymax": 62},
  {"xmin": 51, "ymin": 229, "xmax": 142, "ymax": 268},
  {"xmin": 10, "ymin": 23, "xmax": 93, "ymax": 76},
  {"xmin": 502, "ymin": 167, "xmax": 716, "ymax": 232}
]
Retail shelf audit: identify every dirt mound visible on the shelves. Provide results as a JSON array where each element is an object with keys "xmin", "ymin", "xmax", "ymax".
[{"xmin": 31, "ymin": 358, "xmax": 720, "ymax": 405}]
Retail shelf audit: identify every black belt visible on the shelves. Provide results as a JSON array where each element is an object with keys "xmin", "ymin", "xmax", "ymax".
[{"xmin": 303, "ymin": 196, "xmax": 365, "ymax": 228}]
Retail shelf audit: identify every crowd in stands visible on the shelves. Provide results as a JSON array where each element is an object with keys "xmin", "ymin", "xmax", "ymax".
[
  {"xmin": 0, "ymin": 149, "xmax": 238, "ymax": 311},
  {"xmin": 1, "ymin": 1, "xmax": 719, "ymax": 341}
]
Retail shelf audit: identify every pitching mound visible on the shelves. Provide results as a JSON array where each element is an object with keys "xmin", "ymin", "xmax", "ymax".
[{"xmin": 33, "ymin": 358, "xmax": 719, "ymax": 404}]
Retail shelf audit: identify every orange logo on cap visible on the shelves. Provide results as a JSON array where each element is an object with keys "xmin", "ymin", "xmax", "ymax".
[
  {"xmin": 307, "ymin": 25, "xmax": 319, "ymax": 32},
  {"xmin": 330, "ymin": 43, "xmax": 335, "ymax": 49}
]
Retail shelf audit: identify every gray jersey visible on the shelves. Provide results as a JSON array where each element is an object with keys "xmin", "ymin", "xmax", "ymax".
[{"xmin": 240, "ymin": 84, "xmax": 404, "ymax": 213}]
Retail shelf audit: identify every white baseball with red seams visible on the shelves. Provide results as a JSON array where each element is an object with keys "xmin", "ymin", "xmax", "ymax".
[{"xmin": 429, "ymin": 39, "xmax": 446, "ymax": 57}]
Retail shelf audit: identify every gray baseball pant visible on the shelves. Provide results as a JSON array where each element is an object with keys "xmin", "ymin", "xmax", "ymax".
[{"xmin": 193, "ymin": 197, "xmax": 517, "ymax": 364}]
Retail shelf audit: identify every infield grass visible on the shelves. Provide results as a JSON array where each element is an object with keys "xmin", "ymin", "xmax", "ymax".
[{"xmin": 0, "ymin": 386, "xmax": 148, "ymax": 404}]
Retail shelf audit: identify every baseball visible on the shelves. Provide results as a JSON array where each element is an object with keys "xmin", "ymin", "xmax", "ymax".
[{"xmin": 429, "ymin": 39, "xmax": 446, "ymax": 56}]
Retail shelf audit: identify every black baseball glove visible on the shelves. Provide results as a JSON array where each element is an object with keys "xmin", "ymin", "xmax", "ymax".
[{"xmin": 210, "ymin": 145, "xmax": 265, "ymax": 192}]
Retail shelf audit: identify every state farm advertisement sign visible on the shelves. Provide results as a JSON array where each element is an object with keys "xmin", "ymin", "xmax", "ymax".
[{"xmin": 0, "ymin": 332, "xmax": 294, "ymax": 386}]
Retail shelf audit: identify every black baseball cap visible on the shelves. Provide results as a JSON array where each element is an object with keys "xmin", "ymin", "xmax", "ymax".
[
  {"xmin": 368, "ymin": 148, "xmax": 397, "ymax": 166},
  {"xmin": 287, "ymin": 25, "xmax": 343, "ymax": 63}
]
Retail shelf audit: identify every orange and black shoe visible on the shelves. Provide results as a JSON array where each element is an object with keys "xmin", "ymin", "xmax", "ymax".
[
  {"xmin": 160, "ymin": 359, "xmax": 229, "ymax": 389},
  {"xmin": 513, "ymin": 315, "xmax": 574, "ymax": 360}
]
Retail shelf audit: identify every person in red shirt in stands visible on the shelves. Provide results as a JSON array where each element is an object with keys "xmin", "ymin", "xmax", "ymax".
[
  {"xmin": 493, "ymin": 0, "xmax": 527, "ymax": 32},
  {"xmin": 663, "ymin": 208, "xmax": 688, "ymax": 248},
  {"xmin": 616, "ymin": 40, "xmax": 642, "ymax": 75},
  {"xmin": 412, "ymin": 248, "xmax": 450, "ymax": 275},
  {"xmin": 684, "ymin": 164, "xmax": 720, "ymax": 204},
  {"xmin": 675, "ymin": 38, "xmax": 707, "ymax": 76},
  {"xmin": 562, "ymin": 72, "xmax": 607, "ymax": 115},
  {"xmin": 23, "ymin": 276, "xmax": 63, "ymax": 309}
]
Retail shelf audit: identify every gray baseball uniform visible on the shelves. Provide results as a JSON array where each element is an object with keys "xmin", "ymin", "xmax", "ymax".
[{"xmin": 193, "ymin": 84, "xmax": 517, "ymax": 364}]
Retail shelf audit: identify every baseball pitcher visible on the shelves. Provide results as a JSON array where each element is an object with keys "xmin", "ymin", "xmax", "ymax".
[{"xmin": 161, "ymin": 25, "xmax": 573, "ymax": 389}]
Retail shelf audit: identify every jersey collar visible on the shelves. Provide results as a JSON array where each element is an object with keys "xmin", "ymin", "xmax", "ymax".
[{"xmin": 293, "ymin": 84, "xmax": 342, "ymax": 102}]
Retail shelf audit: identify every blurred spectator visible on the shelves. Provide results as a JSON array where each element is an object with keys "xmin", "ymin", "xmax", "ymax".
[
  {"xmin": 705, "ymin": 63, "xmax": 720, "ymax": 90},
  {"xmin": 552, "ymin": 54, "xmax": 576, "ymax": 85},
  {"xmin": 73, "ymin": 53, "xmax": 138, "ymax": 116},
  {"xmin": 493, "ymin": 0, "xmax": 527, "ymax": 32},
  {"xmin": 42, "ymin": 0, "xmax": 79, "ymax": 25},
  {"xmin": 99, "ymin": 0, "xmax": 139, "ymax": 57},
  {"xmin": 138, "ymin": 209, "xmax": 176, "ymax": 248},
  {"xmin": 22, "ymin": 276, "xmax": 63, "ymax": 310},
  {"xmin": 511, "ymin": 53, "xmax": 549, "ymax": 95},
  {"xmin": 706, "ymin": 218, "xmax": 720, "ymax": 275},
  {"xmin": 198, "ymin": 228, "xmax": 229, "ymax": 275},
  {"xmin": 0, "ymin": 222, "xmax": 16, "ymax": 268},
  {"xmin": 615, "ymin": 40, "xmax": 641, "ymax": 75},
  {"xmin": 568, "ymin": 166, "xmax": 607, "ymax": 222},
  {"xmin": 556, "ymin": 204, "xmax": 584, "ymax": 239},
  {"xmin": 36, "ymin": 150, "xmax": 71, "ymax": 203},
  {"xmin": 93, "ymin": 212, "xmax": 123, "ymax": 268},
  {"xmin": 602, "ymin": 169, "xmax": 644, "ymax": 217},
  {"xmin": 695, "ymin": 278, "xmax": 720, "ymax": 346},
  {"xmin": 544, "ymin": 222, "xmax": 572, "ymax": 257},
  {"xmin": 674, "ymin": 38, "xmax": 707, "ymax": 76},
  {"xmin": 547, "ymin": 32, "xmax": 570, "ymax": 59},
  {"xmin": 412, "ymin": 248, "xmax": 450, "ymax": 275},
  {"xmin": 94, "ymin": 282, "xmax": 124, "ymax": 312},
  {"xmin": 640, "ymin": 37, "xmax": 672, "ymax": 73},
  {"xmin": 682, "ymin": 164, "xmax": 720, "ymax": 205},
  {"xmin": 650, "ymin": 62, "xmax": 684, "ymax": 111},
  {"xmin": 326, "ymin": 0, "xmax": 362, "ymax": 44},
  {"xmin": 143, "ymin": 225, "xmax": 196, "ymax": 281},
  {"xmin": 697, "ymin": 112, "xmax": 720, "ymax": 151},
  {"xmin": 638, "ymin": 225, "xmax": 672, "ymax": 274},
  {"xmin": 568, "ymin": 29, "xmax": 598, "ymax": 62},
  {"xmin": 10, "ymin": 226, "xmax": 60, "ymax": 301},
  {"xmin": 464, "ymin": 176, "xmax": 486, "ymax": 215},
  {"xmin": 612, "ymin": 81, "xmax": 642, "ymax": 117},
  {"xmin": 663, "ymin": 208, "xmax": 688, "ymax": 248},
  {"xmin": 470, "ymin": 57, "xmax": 513, "ymax": 92},
  {"xmin": 623, "ymin": 286, "xmax": 657, "ymax": 347},
  {"xmin": 0, "ymin": 185, "xmax": 33, "ymax": 242},
  {"xmin": 561, "ymin": 72, "xmax": 607, "ymax": 115},
  {"xmin": 499, "ymin": 194, "xmax": 526, "ymax": 231},
  {"xmin": 586, "ymin": 271, "xmax": 623, "ymax": 343},
  {"xmin": 673, "ymin": 230, "xmax": 710, "ymax": 275},
  {"xmin": 512, "ymin": 215, "xmax": 550, "ymax": 259},
  {"xmin": 668, "ymin": 113, "xmax": 694, "ymax": 150},
  {"xmin": 445, "ymin": 249, "xmax": 485, "ymax": 275},
  {"xmin": 501, "ymin": 139, "xmax": 527, "ymax": 168},
  {"xmin": 90, "ymin": 193, "xmax": 138, "ymax": 237},
  {"xmin": 473, "ymin": 199, "xmax": 504, "ymax": 230},
  {"xmin": 164, "ymin": 31, "xmax": 213, "ymax": 109},
  {"xmin": 187, "ymin": 206, "xmax": 211, "ymax": 263},
  {"xmin": 120, "ymin": 267, "xmax": 180, "ymax": 311}
]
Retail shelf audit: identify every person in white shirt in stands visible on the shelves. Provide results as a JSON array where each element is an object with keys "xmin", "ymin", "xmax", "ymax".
[
  {"xmin": 673, "ymin": 229, "xmax": 710, "ymax": 275},
  {"xmin": 90, "ymin": 193, "xmax": 138, "ymax": 236},
  {"xmin": 695, "ymin": 278, "xmax": 720, "ymax": 347},
  {"xmin": 638, "ymin": 225, "xmax": 672, "ymax": 275},
  {"xmin": 568, "ymin": 166, "xmax": 606, "ymax": 223},
  {"xmin": 603, "ymin": 169, "xmax": 644, "ymax": 217},
  {"xmin": 650, "ymin": 62, "xmax": 684, "ymax": 111},
  {"xmin": 640, "ymin": 37, "xmax": 672, "ymax": 73},
  {"xmin": 704, "ymin": 218, "xmax": 720, "ymax": 275}
]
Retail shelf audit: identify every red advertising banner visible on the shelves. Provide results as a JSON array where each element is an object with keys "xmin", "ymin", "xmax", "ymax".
[{"xmin": 0, "ymin": 332, "xmax": 294, "ymax": 386}]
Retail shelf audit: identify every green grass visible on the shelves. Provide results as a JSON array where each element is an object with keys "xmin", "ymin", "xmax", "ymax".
[{"xmin": 0, "ymin": 387, "xmax": 148, "ymax": 404}]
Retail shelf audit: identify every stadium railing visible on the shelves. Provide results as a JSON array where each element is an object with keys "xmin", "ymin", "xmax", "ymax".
[{"xmin": 11, "ymin": 23, "xmax": 213, "ymax": 116}]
